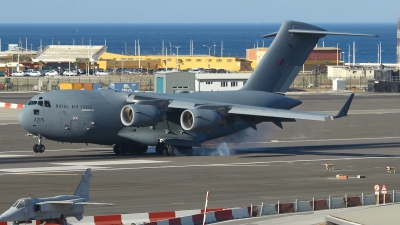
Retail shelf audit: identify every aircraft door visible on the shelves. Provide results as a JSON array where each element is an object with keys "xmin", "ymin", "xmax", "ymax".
[
  {"xmin": 69, "ymin": 120, "xmax": 80, "ymax": 135},
  {"xmin": 157, "ymin": 77, "xmax": 164, "ymax": 93}
]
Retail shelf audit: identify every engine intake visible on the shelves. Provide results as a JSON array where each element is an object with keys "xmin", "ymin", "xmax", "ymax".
[
  {"xmin": 121, "ymin": 104, "xmax": 165, "ymax": 127},
  {"xmin": 180, "ymin": 109, "xmax": 224, "ymax": 132}
]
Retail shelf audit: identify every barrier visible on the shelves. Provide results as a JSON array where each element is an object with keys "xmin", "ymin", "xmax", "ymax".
[
  {"xmin": 313, "ymin": 199, "xmax": 328, "ymax": 211},
  {"xmin": 330, "ymin": 198, "xmax": 345, "ymax": 209},
  {"xmin": 259, "ymin": 204, "xmax": 277, "ymax": 215},
  {"xmin": 276, "ymin": 203, "xmax": 295, "ymax": 214},
  {"xmin": 0, "ymin": 102, "xmax": 24, "ymax": 109},
  {"xmin": 296, "ymin": 201, "xmax": 312, "ymax": 212},
  {"xmin": 346, "ymin": 196, "xmax": 362, "ymax": 207}
]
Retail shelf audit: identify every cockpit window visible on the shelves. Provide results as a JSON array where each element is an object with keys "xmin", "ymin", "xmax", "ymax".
[
  {"xmin": 12, "ymin": 198, "xmax": 31, "ymax": 208},
  {"xmin": 28, "ymin": 101, "xmax": 37, "ymax": 105},
  {"xmin": 44, "ymin": 101, "xmax": 51, "ymax": 108},
  {"xmin": 38, "ymin": 101, "xmax": 43, "ymax": 107}
]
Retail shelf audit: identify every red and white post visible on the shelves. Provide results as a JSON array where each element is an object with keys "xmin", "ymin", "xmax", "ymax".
[{"xmin": 203, "ymin": 191, "xmax": 209, "ymax": 225}]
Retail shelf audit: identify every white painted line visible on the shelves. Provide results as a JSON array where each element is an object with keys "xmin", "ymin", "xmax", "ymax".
[
  {"xmin": 0, "ymin": 154, "xmax": 31, "ymax": 158},
  {"xmin": 52, "ymin": 159, "xmax": 170, "ymax": 166},
  {"xmin": 0, "ymin": 166, "xmax": 107, "ymax": 173},
  {"xmin": 236, "ymin": 136, "xmax": 400, "ymax": 144}
]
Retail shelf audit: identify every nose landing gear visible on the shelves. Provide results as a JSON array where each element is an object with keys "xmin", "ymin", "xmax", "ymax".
[{"xmin": 32, "ymin": 134, "xmax": 45, "ymax": 153}]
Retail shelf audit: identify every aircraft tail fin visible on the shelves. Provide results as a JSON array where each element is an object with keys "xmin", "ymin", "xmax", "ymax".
[
  {"xmin": 241, "ymin": 20, "xmax": 378, "ymax": 93},
  {"xmin": 74, "ymin": 168, "xmax": 92, "ymax": 200}
]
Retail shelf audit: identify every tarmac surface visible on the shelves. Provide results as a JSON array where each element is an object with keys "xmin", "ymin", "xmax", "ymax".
[{"xmin": 1, "ymin": 92, "xmax": 400, "ymax": 224}]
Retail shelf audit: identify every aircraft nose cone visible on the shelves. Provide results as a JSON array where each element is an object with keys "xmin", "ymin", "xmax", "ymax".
[
  {"xmin": 18, "ymin": 107, "xmax": 31, "ymax": 132},
  {"xmin": 0, "ymin": 212, "xmax": 11, "ymax": 221}
]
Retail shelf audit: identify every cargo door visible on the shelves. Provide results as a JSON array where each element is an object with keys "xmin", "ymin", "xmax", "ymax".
[{"xmin": 69, "ymin": 120, "xmax": 80, "ymax": 135}]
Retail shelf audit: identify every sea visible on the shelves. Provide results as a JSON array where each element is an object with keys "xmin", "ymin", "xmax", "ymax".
[{"xmin": 0, "ymin": 23, "xmax": 397, "ymax": 63}]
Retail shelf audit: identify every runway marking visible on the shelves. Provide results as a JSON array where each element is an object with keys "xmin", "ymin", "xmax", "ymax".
[
  {"xmin": 52, "ymin": 159, "xmax": 170, "ymax": 166},
  {"xmin": 0, "ymin": 160, "xmax": 170, "ymax": 174},
  {"xmin": 240, "ymin": 136, "xmax": 400, "ymax": 144},
  {"xmin": 0, "ymin": 154, "xmax": 31, "ymax": 158}
]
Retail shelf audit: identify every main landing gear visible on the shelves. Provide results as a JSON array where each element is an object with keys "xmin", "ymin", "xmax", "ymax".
[
  {"xmin": 113, "ymin": 144, "xmax": 148, "ymax": 155},
  {"xmin": 155, "ymin": 142, "xmax": 193, "ymax": 156},
  {"xmin": 32, "ymin": 134, "xmax": 45, "ymax": 153}
]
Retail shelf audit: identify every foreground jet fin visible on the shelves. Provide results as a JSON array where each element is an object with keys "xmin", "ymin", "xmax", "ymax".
[
  {"xmin": 74, "ymin": 168, "xmax": 91, "ymax": 200},
  {"xmin": 332, "ymin": 93, "xmax": 354, "ymax": 118}
]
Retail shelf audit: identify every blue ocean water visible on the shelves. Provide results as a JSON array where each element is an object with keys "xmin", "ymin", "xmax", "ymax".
[{"xmin": 0, "ymin": 23, "xmax": 397, "ymax": 63}]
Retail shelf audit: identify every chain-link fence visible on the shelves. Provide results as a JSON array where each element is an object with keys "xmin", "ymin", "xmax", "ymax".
[
  {"xmin": 0, "ymin": 75, "xmax": 154, "ymax": 92},
  {"xmin": 291, "ymin": 74, "xmax": 370, "ymax": 90}
]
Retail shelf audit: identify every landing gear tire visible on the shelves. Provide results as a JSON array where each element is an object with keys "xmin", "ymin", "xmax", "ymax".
[
  {"xmin": 32, "ymin": 135, "xmax": 45, "ymax": 153},
  {"xmin": 33, "ymin": 144, "xmax": 39, "ymax": 153},
  {"xmin": 113, "ymin": 144, "xmax": 123, "ymax": 155}
]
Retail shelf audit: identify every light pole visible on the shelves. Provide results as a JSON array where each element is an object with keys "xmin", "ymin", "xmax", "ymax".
[
  {"xmin": 169, "ymin": 42, "xmax": 172, "ymax": 56},
  {"xmin": 348, "ymin": 44, "xmax": 350, "ymax": 66},
  {"xmin": 161, "ymin": 39, "xmax": 164, "ymax": 55},
  {"xmin": 68, "ymin": 47, "xmax": 71, "ymax": 76},
  {"xmin": 173, "ymin": 46, "xmax": 181, "ymax": 70},
  {"xmin": 203, "ymin": 44, "xmax": 216, "ymax": 56},
  {"xmin": 336, "ymin": 43, "xmax": 339, "ymax": 66},
  {"xmin": 342, "ymin": 52, "xmax": 345, "ymax": 69}
]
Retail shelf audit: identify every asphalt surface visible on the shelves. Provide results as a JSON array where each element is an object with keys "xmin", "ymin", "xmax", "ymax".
[{"xmin": 1, "ymin": 91, "xmax": 400, "ymax": 221}]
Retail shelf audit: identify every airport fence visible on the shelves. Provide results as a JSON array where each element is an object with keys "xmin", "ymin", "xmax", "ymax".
[
  {"xmin": 291, "ymin": 74, "xmax": 370, "ymax": 90},
  {"xmin": 0, "ymin": 74, "xmax": 371, "ymax": 93},
  {"xmin": 0, "ymin": 75, "xmax": 154, "ymax": 92}
]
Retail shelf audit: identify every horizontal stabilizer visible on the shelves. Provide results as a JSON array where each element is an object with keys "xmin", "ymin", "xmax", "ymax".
[
  {"xmin": 262, "ymin": 29, "xmax": 379, "ymax": 38},
  {"xmin": 288, "ymin": 29, "xmax": 380, "ymax": 37}
]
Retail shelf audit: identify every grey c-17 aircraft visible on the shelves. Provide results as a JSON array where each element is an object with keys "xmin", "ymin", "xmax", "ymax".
[
  {"xmin": 17, "ymin": 21, "xmax": 377, "ymax": 156},
  {"xmin": 0, "ymin": 169, "xmax": 113, "ymax": 224}
]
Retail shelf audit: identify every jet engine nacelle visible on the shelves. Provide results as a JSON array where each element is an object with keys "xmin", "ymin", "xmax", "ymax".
[
  {"xmin": 121, "ymin": 104, "xmax": 165, "ymax": 127},
  {"xmin": 180, "ymin": 109, "xmax": 224, "ymax": 132}
]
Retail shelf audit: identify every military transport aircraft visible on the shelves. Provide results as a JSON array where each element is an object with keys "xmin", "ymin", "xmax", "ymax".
[
  {"xmin": 17, "ymin": 20, "xmax": 377, "ymax": 156},
  {"xmin": 0, "ymin": 169, "xmax": 113, "ymax": 224}
]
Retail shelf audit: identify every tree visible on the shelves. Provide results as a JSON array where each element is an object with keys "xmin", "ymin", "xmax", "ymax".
[
  {"xmin": 75, "ymin": 58, "xmax": 80, "ymax": 74},
  {"xmin": 3, "ymin": 60, "xmax": 9, "ymax": 75},
  {"xmin": 85, "ymin": 58, "xmax": 90, "ymax": 76},
  {"xmin": 177, "ymin": 59, "xmax": 183, "ymax": 70},
  {"xmin": 38, "ymin": 60, "xmax": 44, "ymax": 72}
]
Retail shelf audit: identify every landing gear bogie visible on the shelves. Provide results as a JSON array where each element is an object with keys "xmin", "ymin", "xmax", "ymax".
[{"xmin": 32, "ymin": 134, "xmax": 45, "ymax": 153}]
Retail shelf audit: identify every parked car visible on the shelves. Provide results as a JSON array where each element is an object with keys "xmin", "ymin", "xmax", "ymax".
[
  {"xmin": 0, "ymin": 71, "xmax": 6, "ymax": 77},
  {"xmin": 27, "ymin": 71, "xmax": 41, "ymax": 76},
  {"xmin": 95, "ymin": 70, "xmax": 109, "ymax": 76},
  {"xmin": 11, "ymin": 71, "xmax": 25, "ymax": 77},
  {"xmin": 63, "ymin": 71, "xmax": 77, "ymax": 76},
  {"xmin": 45, "ymin": 70, "xmax": 59, "ymax": 76}
]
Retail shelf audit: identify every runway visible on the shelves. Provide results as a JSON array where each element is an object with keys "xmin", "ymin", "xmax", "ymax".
[{"xmin": 1, "ymin": 92, "xmax": 400, "ymax": 218}]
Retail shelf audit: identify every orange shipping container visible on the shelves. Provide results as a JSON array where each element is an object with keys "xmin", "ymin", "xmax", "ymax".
[
  {"xmin": 82, "ymin": 83, "xmax": 93, "ymax": 90},
  {"xmin": 59, "ymin": 83, "xmax": 72, "ymax": 90},
  {"xmin": 72, "ymin": 83, "xmax": 83, "ymax": 90}
]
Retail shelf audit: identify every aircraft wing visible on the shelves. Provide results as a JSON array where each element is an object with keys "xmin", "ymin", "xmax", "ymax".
[{"xmin": 129, "ymin": 92, "xmax": 353, "ymax": 122}]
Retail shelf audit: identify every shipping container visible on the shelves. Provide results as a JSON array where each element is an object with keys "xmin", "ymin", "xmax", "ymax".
[
  {"xmin": 93, "ymin": 83, "xmax": 102, "ymax": 90},
  {"xmin": 108, "ymin": 82, "xmax": 139, "ymax": 92},
  {"xmin": 82, "ymin": 83, "xmax": 93, "ymax": 90},
  {"xmin": 72, "ymin": 83, "xmax": 83, "ymax": 90},
  {"xmin": 59, "ymin": 83, "xmax": 72, "ymax": 90}
]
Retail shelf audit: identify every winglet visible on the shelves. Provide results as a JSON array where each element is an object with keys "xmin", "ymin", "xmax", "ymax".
[
  {"xmin": 333, "ymin": 94, "xmax": 354, "ymax": 118},
  {"xmin": 74, "ymin": 168, "xmax": 92, "ymax": 200}
]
